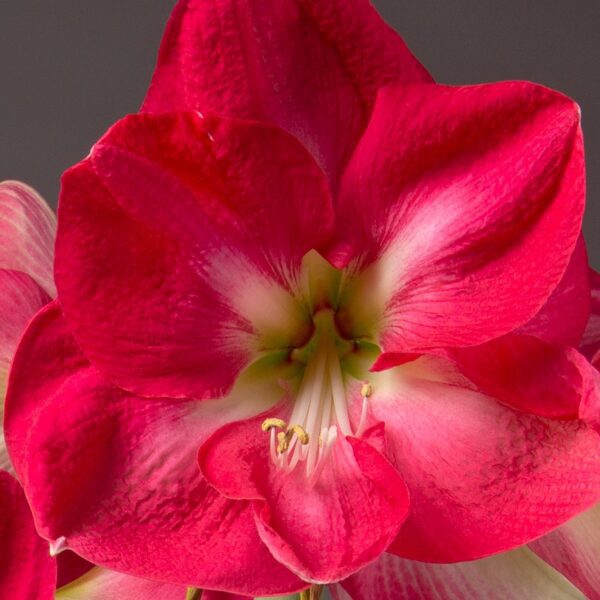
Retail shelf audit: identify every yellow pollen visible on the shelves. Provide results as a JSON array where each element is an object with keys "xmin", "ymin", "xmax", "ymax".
[
  {"xmin": 277, "ymin": 430, "xmax": 292, "ymax": 453},
  {"xmin": 361, "ymin": 382, "xmax": 373, "ymax": 398},
  {"xmin": 289, "ymin": 424, "xmax": 309, "ymax": 445},
  {"xmin": 261, "ymin": 417, "xmax": 287, "ymax": 432}
]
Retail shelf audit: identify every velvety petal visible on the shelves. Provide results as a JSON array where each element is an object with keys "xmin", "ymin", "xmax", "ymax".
[
  {"xmin": 529, "ymin": 504, "xmax": 600, "ymax": 600},
  {"xmin": 358, "ymin": 360, "xmax": 600, "ymax": 562},
  {"xmin": 199, "ymin": 411, "xmax": 410, "ymax": 583},
  {"xmin": 55, "ymin": 567, "xmax": 187, "ymax": 599},
  {"xmin": 56, "ymin": 112, "xmax": 333, "ymax": 399},
  {"xmin": 519, "ymin": 235, "xmax": 591, "ymax": 346},
  {"xmin": 581, "ymin": 269, "xmax": 600, "ymax": 360},
  {"xmin": 448, "ymin": 333, "xmax": 597, "ymax": 419},
  {"xmin": 143, "ymin": 0, "xmax": 431, "ymax": 184},
  {"xmin": 0, "ymin": 181, "xmax": 56, "ymax": 296},
  {"xmin": 5, "ymin": 302, "xmax": 304, "ymax": 596},
  {"xmin": 0, "ymin": 270, "xmax": 51, "ymax": 472},
  {"xmin": 0, "ymin": 471, "xmax": 56, "ymax": 600},
  {"xmin": 334, "ymin": 82, "xmax": 584, "ymax": 351},
  {"xmin": 335, "ymin": 549, "xmax": 584, "ymax": 600}
]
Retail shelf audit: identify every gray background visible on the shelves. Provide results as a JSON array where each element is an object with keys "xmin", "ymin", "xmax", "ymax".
[{"xmin": 1, "ymin": 1, "xmax": 598, "ymax": 267}]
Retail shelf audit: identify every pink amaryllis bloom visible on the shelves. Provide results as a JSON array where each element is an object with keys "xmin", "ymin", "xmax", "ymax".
[
  {"xmin": 5, "ymin": 0, "xmax": 600, "ymax": 596},
  {"xmin": 0, "ymin": 181, "xmax": 192, "ymax": 600}
]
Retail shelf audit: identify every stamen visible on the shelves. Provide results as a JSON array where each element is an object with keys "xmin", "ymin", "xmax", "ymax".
[
  {"xmin": 289, "ymin": 424, "xmax": 309, "ymax": 445},
  {"xmin": 356, "ymin": 381, "xmax": 372, "ymax": 438},
  {"xmin": 261, "ymin": 417, "xmax": 287, "ymax": 432},
  {"xmin": 277, "ymin": 430, "xmax": 292, "ymax": 453},
  {"xmin": 309, "ymin": 426, "xmax": 338, "ymax": 485},
  {"xmin": 327, "ymin": 344, "xmax": 352, "ymax": 435},
  {"xmin": 269, "ymin": 427, "xmax": 278, "ymax": 463}
]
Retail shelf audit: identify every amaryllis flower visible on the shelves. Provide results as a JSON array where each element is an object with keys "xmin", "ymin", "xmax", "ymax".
[
  {"xmin": 5, "ymin": 0, "xmax": 600, "ymax": 596},
  {"xmin": 0, "ymin": 182, "xmax": 190, "ymax": 600}
]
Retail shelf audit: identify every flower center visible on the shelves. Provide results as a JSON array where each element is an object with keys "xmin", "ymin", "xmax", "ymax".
[{"xmin": 259, "ymin": 252, "xmax": 378, "ymax": 481}]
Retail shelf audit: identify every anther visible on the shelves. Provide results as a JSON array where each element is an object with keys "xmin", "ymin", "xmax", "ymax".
[
  {"xmin": 361, "ymin": 382, "xmax": 372, "ymax": 398},
  {"xmin": 277, "ymin": 430, "xmax": 292, "ymax": 453},
  {"xmin": 289, "ymin": 424, "xmax": 309, "ymax": 445},
  {"xmin": 261, "ymin": 417, "xmax": 287, "ymax": 432}
]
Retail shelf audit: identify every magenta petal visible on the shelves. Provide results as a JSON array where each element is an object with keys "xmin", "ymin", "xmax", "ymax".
[
  {"xmin": 56, "ymin": 112, "xmax": 333, "ymax": 399},
  {"xmin": 199, "ymin": 411, "xmax": 410, "ymax": 583},
  {"xmin": 364, "ymin": 364, "xmax": 600, "ymax": 562},
  {"xmin": 0, "ymin": 270, "xmax": 50, "ymax": 472},
  {"xmin": 5, "ymin": 303, "xmax": 303, "ymax": 596},
  {"xmin": 448, "ymin": 333, "xmax": 597, "ymax": 419},
  {"xmin": 518, "ymin": 235, "xmax": 591, "ymax": 346},
  {"xmin": 0, "ymin": 471, "xmax": 56, "ymax": 600},
  {"xmin": 581, "ymin": 269, "xmax": 600, "ymax": 360},
  {"xmin": 334, "ymin": 82, "xmax": 584, "ymax": 350},
  {"xmin": 143, "ymin": 0, "xmax": 431, "ymax": 184}
]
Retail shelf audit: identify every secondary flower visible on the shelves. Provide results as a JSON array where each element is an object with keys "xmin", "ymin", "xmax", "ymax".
[{"xmin": 5, "ymin": 0, "xmax": 600, "ymax": 596}]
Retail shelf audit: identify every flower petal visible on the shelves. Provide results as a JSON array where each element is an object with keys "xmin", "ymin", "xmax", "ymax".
[
  {"xmin": 581, "ymin": 269, "xmax": 600, "ymax": 360},
  {"xmin": 5, "ymin": 302, "xmax": 303, "ymax": 596},
  {"xmin": 0, "ymin": 471, "xmax": 56, "ymax": 600},
  {"xmin": 448, "ymin": 333, "xmax": 597, "ymax": 420},
  {"xmin": 529, "ymin": 504, "xmax": 600, "ymax": 600},
  {"xmin": 199, "ymin": 411, "xmax": 410, "ymax": 583},
  {"xmin": 334, "ymin": 82, "xmax": 584, "ymax": 350},
  {"xmin": 0, "ymin": 269, "xmax": 51, "ymax": 472},
  {"xmin": 359, "ymin": 360, "xmax": 600, "ymax": 562},
  {"xmin": 55, "ymin": 567, "xmax": 187, "ymax": 600},
  {"xmin": 335, "ymin": 549, "xmax": 584, "ymax": 600},
  {"xmin": 518, "ymin": 235, "xmax": 591, "ymax": 346},
  {"xmin": 0, "ymin": 181, "xmax": 56, "ymax": 296},
  {"xmin": 143, "ymin": 0, "xmax": 431, "ymax": 184},
  {"xmin": 56, "ymin": 112, "xmax": 333, "ymax": 399}
]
